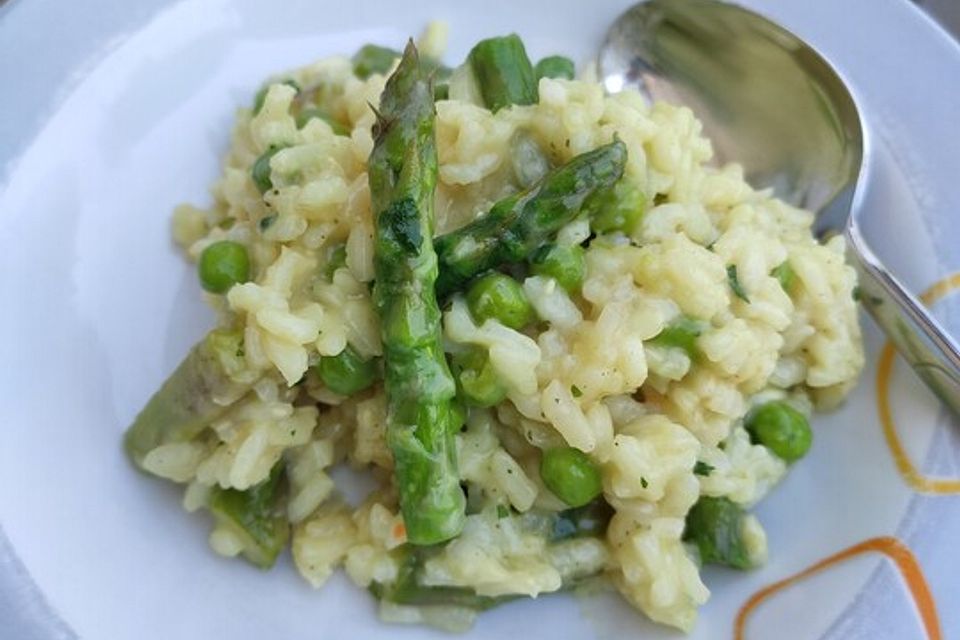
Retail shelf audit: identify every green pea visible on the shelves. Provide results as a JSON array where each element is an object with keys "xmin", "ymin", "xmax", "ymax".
[
  {"xmin": 530, "ymin": 244, "xmax": 585, "ymax": 292},
  {"xmin": 584, "ymin": 181, "xmax": 646, "ymax": 235},
  {"xmin": 771, "ymin": 261, "xmax": 795, "ymax": 294},
  {"xmin": 252, "ymin": 79, "xmax": 300, "ymax": 116},
  {"xmin": 251, "ymin": 146, "xmax": 286, "ymax": 194},
  {"xmin": 540, "ymin": 447, "xmax": 603, "ymax": 507},
  {"xmin": 683, "ymin": 496, "xmax": 752, "ymax": 569},
  {"xmin": 314, "ymin": 345, "xmax": 378, "ymax": 396},
  {"xmin": 745, "ymin": 401, "xmax": 812, "ymax": 463},
  {"xmin": 352, "ymin": 44, "xmax": 400, "ymax": 80},
  {"xmin": 198, "ymin": 241, "xmax": 250, "ymax": 294},
  {"xmin": 465, "ymin": 272, "xmax": 535, "ymax": 330},
  {"xmin": 649, "ymin": 315, "xmax": 704, "ymax": 359},
  {"xmin": 534, "ymin": 55, "xmax": 576, "ymax": 81},
  {"xmin": 295, "ymin": 107, "xmax": 350, "ymax": 135},
  {"xmin": 452, "ymin": 347, "xmax": 506, "ymax": 407}
]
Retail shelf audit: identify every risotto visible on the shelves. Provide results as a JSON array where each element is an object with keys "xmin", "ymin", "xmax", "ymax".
[{"xmin": 125, "ymin": 23, "xmax": 864, "ymax": 632}]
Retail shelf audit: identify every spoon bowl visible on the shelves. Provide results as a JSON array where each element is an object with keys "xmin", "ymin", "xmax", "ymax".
[{"xmin": 599, "ymin": 0, "xmax": 960, "ymax": 414}]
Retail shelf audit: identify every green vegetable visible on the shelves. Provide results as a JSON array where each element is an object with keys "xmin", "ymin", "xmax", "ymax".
[
  {"xmin": 550, "ymin": 499, "xmax": 614, "ymax": 541},
  {"xmin": 323, "ymin": 244, "xmax": 347, "ymax": 280},
  {"xmin": 771, "ymin": 261, "xmax": 795, "ymax": 293},
  {"xmin": 198, "ymin": 240, "xmax": 251, "ymax": 294},
  {"xmin": 465, "ymin": 272, "xmax": 535, "ymax": 329},
  {"xmin": 451, "ymin": 347, "xmax": 507, "ymax": 407},
  {"xmin": 353, "ymin": 44, "xmax": 401, "ymax": 80},
  {"xmin": 530, "ymin": 243, "xmax": 585, "ymax": 292},
  {"xmin": 727, "ymin": 264, "xmax": 750, "ymax": 302},
  {"xmin": 496, "ymin": 504, "xmax": 510, "ymax": 519},
  {"xmin": 369, "ymin": 42, "xmax": 466, "ymax": 545},
  {"xmin": 124, "ymin": 330, "xmax": 251, "ymax": 467},
  {"xmin": 258, "ymin": 215, "xmax": 277, "ymax": 232},
  {"xmin": 540, "ymin": 446, "xmax": 603, "ymax": 508},
  {"xmin": 745, "ymin": 401, "xmax": 812, "ymax": 463},
  {"xmin": 534, "ymin": 55, "xmax": 576, "ymax": 81},
  {"xmin": 510, "ymin": 131, "xmax": 550, "ymax": 189},
  {"xmin": 251, "ymin": 145, "xmax": 286, "ymax": 194},
  {"xmin": 371, "ymin": 547, "xmax": 509, "ymax": 611},
  {"xmin": 467, "ymin": 34, "xmax": 538, "ymax": 112},
  {"xmin": 583, "ymin": 181, "xmax": 646, "ymax": 235},
  {"xmin": 433, "ymin": 83, "xmax": 450, "ymax": 101},
  {"xmin": 295, "ymin": 107, "xmax": 350, "ymax": 135},
  {"xmin": 252, "ymin": 79, "xmax": 300, "ymax": 116},
  {"xmin": 683, "ymin": 496, "xmax": 752, "ymax": 569},
  {"xmin": 693, "ymin": 461, "xmax": 715, "ymax": 476},
  {"xmin": 314, "ymin": 345, "xmax": 379, "ymax": 396},
  {"xmin": 649, "ymin": 315, "xmax": 704, "ymax": 359},
  {"xmin": 209, "ymin": 463, "xmax": 289, "ymax": 569},
  {"xmin": 434, "ymin": 140, "xmax": 627, "ymax": 298}
]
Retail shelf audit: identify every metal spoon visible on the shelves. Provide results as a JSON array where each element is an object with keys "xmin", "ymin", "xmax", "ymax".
[{"xmin": 599, "ymin": 0, "xmax": 960, "ymax": 415}]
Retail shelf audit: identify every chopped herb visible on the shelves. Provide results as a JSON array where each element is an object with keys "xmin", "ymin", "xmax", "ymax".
[
  {"xmin": 727, "ymin": 265, "xmax": 750, "ymax": 303},
  {"xmin": 496, "ymin": 504, "xmax": 510, "ymax": 519},
  {"xmin": 259, "ymin": 214, "xmax": 277, "ymax": 231},
  {"xmin": 771, "ymin": 261, "xmax": 795, "ymax": 293},
  {"xmin": 694, "ymin": 461, "xmax": 715, "ymax": 476},
  {"xmin": 640, "ymin": 477, "xmax": 649, "ymax": 489},
  {"xmin": 852, "ymin": 285, "xmax": 862, "ymax": 302},
  {"xmin": 571, "ymin": 384, "xmax": 583, "ymax": 398}
]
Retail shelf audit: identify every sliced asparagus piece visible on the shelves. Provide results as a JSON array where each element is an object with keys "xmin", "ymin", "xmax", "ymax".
[
  {"xmin": 209, "ymin": 462, "xmax": 289, "ymax": 569},
  {"xmin": 124, "ymin": 329, "xmax": 249, "ymax": 467}
]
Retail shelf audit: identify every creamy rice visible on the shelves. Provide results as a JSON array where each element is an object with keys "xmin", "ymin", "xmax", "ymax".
[{"xmin": 142, "ymin": 25, "xmax": 864, "ymax": 633}]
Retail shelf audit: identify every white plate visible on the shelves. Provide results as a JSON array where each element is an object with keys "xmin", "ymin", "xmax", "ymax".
[{"xmin": 2, "ymin": 1, "xmax": 959, "ymax": 638}]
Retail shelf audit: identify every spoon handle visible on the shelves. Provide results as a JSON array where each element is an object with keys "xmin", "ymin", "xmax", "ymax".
[{"xmin": 847, "ymin": 224, "xmax": 960, "ymax": 415}]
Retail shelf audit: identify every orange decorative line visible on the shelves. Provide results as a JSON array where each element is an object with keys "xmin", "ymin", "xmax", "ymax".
[
  {"xmin": 876, "ymin": 272, "xmax": 960, "ymax": 494},
  {"xmin": 734, "ymin": 536, "xmax": 940, "ymax": 640}
]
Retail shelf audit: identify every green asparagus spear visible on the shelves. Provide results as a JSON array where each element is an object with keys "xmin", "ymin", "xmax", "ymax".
[
  {"xmin": 372, "ymin": 531, "xmax": 608, "ymax": 611},
  {"xmin": 468, "ymin": 34, "xmax": 538, "ymax": 112},
  {"xmin": 208, "ymin": 462, "xmax": 289, "ymax": 569},
  {"xmin": 371, "ymin": 547, "xmax": 509, "ymax": 610},
  {"xmin": 369, "ymin": 42, "xmax": 466, "ymax": 545},
  {"xmin": 124, "ymin": 329, "xmax": 250, "ymax": 467},
  {"xmin": 434, "ymin": 139, "xmax": 627, "ymax": 298}
]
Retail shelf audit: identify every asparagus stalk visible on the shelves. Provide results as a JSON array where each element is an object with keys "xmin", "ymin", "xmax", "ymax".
[
  {"xmin": 468, "ymin": 34, "xmax": 538, "ymax": 112},
  {"xmin": 683, "ymin": 496, "xmax": 754, "ymax": 569},
  {"xmin": 369, "ymin": 42, "xmax": 466, "ymax": 545},
  {"xmin": 371, "ymin": 548, "xmax": 510, "ymax": 610},
  {"xmin": 208, "ymin": 462, "xmax": 289, "ymax": 569},
  {"xmin": 124, "ymin": 329, "xmax": 250, "ymax": 468},
  {"xmin": 434, "ymin": 139, "xmax": 627, "ymax": 298}
]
